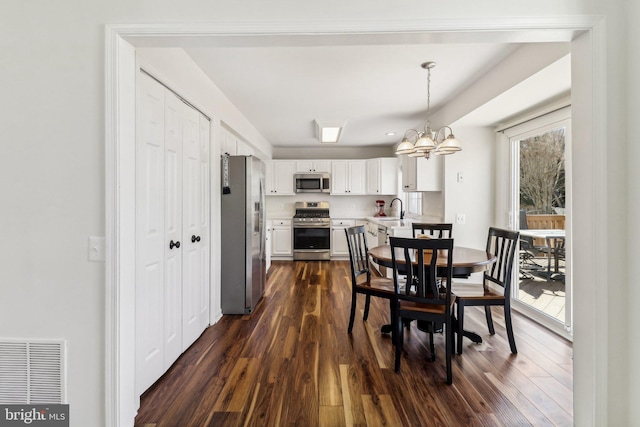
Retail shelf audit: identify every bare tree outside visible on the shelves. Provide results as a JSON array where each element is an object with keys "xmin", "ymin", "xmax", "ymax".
[{"xmin": 519, "ymin": 128, "xmax": 566, "ymax": 214}]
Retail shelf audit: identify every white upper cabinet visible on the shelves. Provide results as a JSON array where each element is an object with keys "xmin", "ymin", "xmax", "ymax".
[
  {"xmin": 331, "ymin": 160, "xmax": 366, "ymax": 195},
  {"xmin": 265, "ymin": 160, "xmax": 295, "ymax": 195},
  {"xmin": 366, "ymin": 157, "xmax": 398, "ymax": 195},
  {"xmin": 401, "ymin": 155, "xmax": 442, "ymax": 192},
  {"xmin": 296, "ymin": 160, "xmax": 331, "ymax": 173}
]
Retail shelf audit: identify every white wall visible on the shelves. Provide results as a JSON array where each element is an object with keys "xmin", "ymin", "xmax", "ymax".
[
  {"xmin": 441, "ymin": 127, "xmax": 495, "ymax": 249},
  {"xmin": 628, "ymin": 0, "xmax": 640, "ymax": 422},
  {"xmin": 0, "ymin": 2, "xmax": 636, "ymax": 427}
]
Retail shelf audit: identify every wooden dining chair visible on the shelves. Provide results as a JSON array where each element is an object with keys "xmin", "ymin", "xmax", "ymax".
[
  {"xmin": 344, "ymin": 225, "xmax": 396, "ymax": 336},
  {"xmin": 389, "ymin": 236, "xmax": 455, "ymax": 384},
  {"xmin": 455, "ymin": 227, "xmax": 520, "ymax": 355},
  {"xmin": 412, "ymin": 223, "xmax": 453, "ymax": 288},
  {"xmin": 411, "ymin": 223, "xmax": 453, "ymax": 239}
]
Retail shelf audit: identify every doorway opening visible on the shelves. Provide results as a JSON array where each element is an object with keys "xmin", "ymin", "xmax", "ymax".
[{"xmin": 106, "ymin": 20, "xmax": 604, "ymax": 427}]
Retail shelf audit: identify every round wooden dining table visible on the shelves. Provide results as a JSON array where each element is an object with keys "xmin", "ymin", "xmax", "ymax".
[
  {"xmin": 368, "ymin": 244, "xmax": 497, "ymax": 343},
  {"xmin": 368, "ymin": 244, "xmax": 496, "ymax": 278}
]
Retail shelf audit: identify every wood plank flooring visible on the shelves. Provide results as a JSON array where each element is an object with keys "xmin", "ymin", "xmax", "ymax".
[{"xmin": 135, "ymin": 261, "xmax": 573, "ymax": 427}]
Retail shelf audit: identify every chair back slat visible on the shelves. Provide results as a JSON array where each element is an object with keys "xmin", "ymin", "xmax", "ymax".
[
  {"xmin": 411, "ymin": 223, "xmax": 453, "ymax": 239},
  {"xmin": 345, "ymin": 225, "xmax": 370, "ymax": 282},
  {"xmin": 389, "ymin": 237, "xmax": 454, "ymax": 306},
  {"xmin": 484, "ymin": 227, "xmax": 520, "ymax": 294}
]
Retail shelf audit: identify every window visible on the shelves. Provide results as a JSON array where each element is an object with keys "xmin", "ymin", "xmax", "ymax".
[{"xmin": 404, "ymin": 192, "xmax": 422, "ymax": 216}]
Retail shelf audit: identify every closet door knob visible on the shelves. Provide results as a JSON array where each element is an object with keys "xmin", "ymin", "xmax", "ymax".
[
  {"xmin": 192, "ymin": 235, "xmax": 201, "ymax": 243},
  {"xmin": 169, "ymin": 240, "xmax": 180, "ymax": 249}
]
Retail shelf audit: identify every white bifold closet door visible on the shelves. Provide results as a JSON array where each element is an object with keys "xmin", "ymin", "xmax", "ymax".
[
  {"xmin": 136, "ymin": 71, "xmax": 210, "ymax": 395},
  {"xmin": 181, "ymin": 99, "xmax": 210, "ymax": 350}
]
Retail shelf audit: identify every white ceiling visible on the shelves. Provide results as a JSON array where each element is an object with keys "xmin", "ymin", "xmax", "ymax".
[
  {"xmin": 453, "ymin": 53, "xmax": 571, "ymax": 128},
  {"xmin": 181, "ymin": 35, "xmax": 571, "ymax": 149}
]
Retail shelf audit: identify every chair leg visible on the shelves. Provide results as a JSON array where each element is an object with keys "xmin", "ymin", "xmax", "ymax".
[
  {"xmin": 363, "ymin": 294, "xmax": 371, "ymax": 321},
  {"xmin": 348, "ymin": 293, "xmax": 357, "ymax": 333},
  {"xmin": 504, "ymin": 304, "xmax": 518, "ymax": 354},
  {"xmin": 389, "ymin": 299, "xmax": 397, "ymax": 345},
  {"xmin": 445, "ymin": 316, "xmax": 453, "ymax": 385},
  {"xmin": 485, "ymin": 305, "xmax": 495, "ymax": 335},
  {"xmin": 456, "ymin": 302, "xmax": 464, "ymax": 355},
  {"xmin": 395, "ymin": 315, "xmax": 404, "ymax": 373},
  {"xmin": 429, "ymin": 330, "xmax": 436, "ymax": 362}
]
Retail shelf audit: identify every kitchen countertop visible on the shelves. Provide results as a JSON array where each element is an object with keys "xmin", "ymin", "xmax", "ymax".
[
  {"xmin": 265, "ymin": 214, "xmax": 443, "ymax": 228},
  {"xmin": 365, "ymin": 217, "xmax": 414, "ymax": 228},
  {"xmin": 365, "ymin": 215, "xmax": 443, "ymax": 229}
]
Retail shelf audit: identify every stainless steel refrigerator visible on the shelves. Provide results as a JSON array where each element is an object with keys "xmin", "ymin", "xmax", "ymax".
[{"xmin": 221, "ymin": 155, "xmax": 266, "ymax": 314}]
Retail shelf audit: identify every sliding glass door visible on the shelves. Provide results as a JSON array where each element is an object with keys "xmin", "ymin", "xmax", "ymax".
[{"xmin": 508, "ymin": 108, "xmax": 572, "ymax": 337}]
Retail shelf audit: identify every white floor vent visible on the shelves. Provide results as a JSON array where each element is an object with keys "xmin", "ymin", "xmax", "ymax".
[{"xmin": 0, "ymin": 340, "xmax": 66, "ymax": 404}]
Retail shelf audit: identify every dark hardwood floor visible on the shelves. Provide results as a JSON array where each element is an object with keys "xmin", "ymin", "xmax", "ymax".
[{"xmin": 135, "ymin": 260, "xmax": 573, "ymax": 426}]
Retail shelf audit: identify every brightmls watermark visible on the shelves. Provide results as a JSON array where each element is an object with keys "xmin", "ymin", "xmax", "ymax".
[{"xmin": 0, "ymin": 405, "xmax": 68, "ymax": 426}]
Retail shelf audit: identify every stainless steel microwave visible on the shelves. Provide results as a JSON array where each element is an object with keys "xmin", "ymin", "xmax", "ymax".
[{"xmin": 294, "ymin": 173, "xmax": 330, "ymax": 193}]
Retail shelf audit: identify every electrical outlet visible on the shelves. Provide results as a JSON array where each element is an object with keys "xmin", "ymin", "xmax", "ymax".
[{"xmin": 455, "ymin": 213, "xmax": 466, "ymax": 224}]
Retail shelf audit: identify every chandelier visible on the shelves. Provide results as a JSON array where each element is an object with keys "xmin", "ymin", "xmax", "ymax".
[{"xmin": 395, "ymin": 61, "xmax": 462, "ymax": 159}]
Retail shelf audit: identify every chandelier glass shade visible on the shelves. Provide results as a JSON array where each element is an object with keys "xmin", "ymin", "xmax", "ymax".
[{"xmin": 395, "ymin": 62, "xmax": 462, "ymax": 159}]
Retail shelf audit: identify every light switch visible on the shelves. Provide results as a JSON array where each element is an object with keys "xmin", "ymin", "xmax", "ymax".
[
  {"xmin": 88, "ymin": 236, "xmax": 105, "ymax": 262},
  {"xmin": 457, "ymin": 172, "xmax": 464, "ymax": 183}
]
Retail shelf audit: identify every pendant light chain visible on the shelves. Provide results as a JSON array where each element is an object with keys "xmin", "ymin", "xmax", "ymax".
[{"xmin": 425, "ymin": 65, "xmax": 431, "ymax": 129}]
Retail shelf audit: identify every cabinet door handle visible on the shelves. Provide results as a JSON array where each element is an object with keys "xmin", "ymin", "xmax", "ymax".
[
  {"xmin": 191, "ymin": 235, "xmax": 201, "ymax": 243},
  {"xmin": 169, "ymin": 240, "xmax": 180, "ymax": 249}
]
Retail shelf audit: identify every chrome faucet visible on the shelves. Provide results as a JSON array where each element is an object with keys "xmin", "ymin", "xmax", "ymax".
[{"xmin": 390, "ymin": 198, "xmax": 404, "ymax": 220}]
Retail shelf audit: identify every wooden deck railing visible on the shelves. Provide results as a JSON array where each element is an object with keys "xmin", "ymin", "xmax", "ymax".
[
  {"xmin": 525, "ymin": 214, "xmax": 565, "ymax": 246},
  {"xmin": 526, "ymin": 214, "xmax": 565, "ymax": 230}
]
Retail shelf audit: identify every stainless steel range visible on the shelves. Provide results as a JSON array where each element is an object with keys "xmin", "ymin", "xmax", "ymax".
[{"xmin": 293, "ymin": 201, "xmax": 331, "ymax": 261}]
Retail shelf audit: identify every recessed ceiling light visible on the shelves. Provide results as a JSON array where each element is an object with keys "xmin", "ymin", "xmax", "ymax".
[
  {"xmin": 386, "ymin": 132, "xmax": 396, "ymax": 136},
  {"xmin": 314, "ymin": 120, "xmax": 345, "ymax": 143}
]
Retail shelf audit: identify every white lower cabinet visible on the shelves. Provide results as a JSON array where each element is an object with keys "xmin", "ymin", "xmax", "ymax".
[
  {"xmin": 136, "ymin": 72, "xmax": 210, "ymax": 395},
  {"xmin": 271, "ymin": 219, "xmax": 293, "ymax": 256},
  {"xmin": 331, "ymin": 219, "xmax": 356, "ymax": 257}
]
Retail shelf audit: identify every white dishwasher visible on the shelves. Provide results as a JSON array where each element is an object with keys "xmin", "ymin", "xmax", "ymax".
[{"xmin": 377, "ymin": 224, "xmax": 388, "ymax": 246}]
